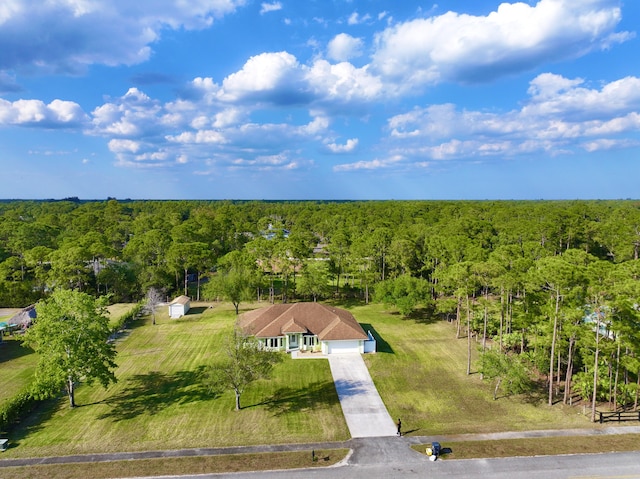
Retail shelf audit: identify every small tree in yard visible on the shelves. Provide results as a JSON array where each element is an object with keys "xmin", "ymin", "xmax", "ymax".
[
  {"xmin": 479, "ymin": 349, "xmax": 534, "ymax": 400},
  {"xmin": 22, "ymin": 289, "xmax": 117, "ymax": 408},
  {"xmin": 206, "ymin": 327, "xmax": 283, "ymax": 411},
  {"xmin": 203, "ymin": 251, "xmax": 256, "ymax": 315},
  {"xmin": 143, "ymin": 287, "xmax": 164, "ymax": 325}
]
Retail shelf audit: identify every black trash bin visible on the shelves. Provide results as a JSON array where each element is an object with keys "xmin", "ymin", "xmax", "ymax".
[{"xmin": 431, "ymin": 442, "xmax": 441, "ymax": 457}]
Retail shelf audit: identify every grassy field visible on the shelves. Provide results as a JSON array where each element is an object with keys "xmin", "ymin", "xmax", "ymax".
[
  {"xmin": 354, "ymin": 303, "xmax": 597, "ymax": 435},
  {"xmin": 3, "ymin": 302, "xmax": 348, "ymax": 458},
  {"xmin": 3, "ymin": 299, "xmax": 638, "ymax": 464},
  {"xmin": 0, "ymin": 336, "xmax": 36, "ymax": 401},
  {"xmin": 0, "ymin": 304, "xmax": 139, "ymax": 403},
  {"xmin": 105, "ymin": 303, "xmax": 138, "ymax": 328},
  {"xmin": 1, "ymin": 308, "xmax": 34, "ymax": 402}
]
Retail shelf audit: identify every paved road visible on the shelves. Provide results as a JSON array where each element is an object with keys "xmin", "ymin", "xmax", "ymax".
[
  {"xmin": 3, "ymin": 430, "xmax": 640, "ymax": 478},
  {"xmin": 327, "ymin": 354, "xmax": 397, "ymax": 437},
  {"xmin": 146, "ymin": 440, "xmax": 640, "ymax": 479}
]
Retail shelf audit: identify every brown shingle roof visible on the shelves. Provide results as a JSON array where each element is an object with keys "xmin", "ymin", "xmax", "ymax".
[{"xmin": 238, "ymin": 302, "xmax": 367, "ymax": 341}]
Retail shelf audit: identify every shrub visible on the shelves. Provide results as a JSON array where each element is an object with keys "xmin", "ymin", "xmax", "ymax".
[
  {"xmin": 110, "ymin": 303, "xmax": 144, "ymax": 336},
  {"xmin": 0, "ymin": 388, "xmax": 39, "ymax": 434}
]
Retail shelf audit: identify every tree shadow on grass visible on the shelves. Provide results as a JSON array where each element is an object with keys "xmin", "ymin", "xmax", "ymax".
[
  {"xmin": 403, "ymin": 306, "xmax": 439, "ymax": 325},
  {"xmin": 98, "ymin": 366, "xmax": 212, "ymax": 422},
  {"xmin": 3, "ymin": 397, "xmax": 63, "ymax": 447},
  {"xmin": 246, "ymin": 381, "xmax": 339, "ymax": 416},
  {"xmin": 110, "ymin": 314, "xmax": 151, "ymax": 342},
  {"xmin": 0, "ymin": 337, "xmax": 33, "ymax": 364},
  {"xmin": 359, "ymin": 323, "xmax": 394, "ymax": 354},
  {"xmin": 520, "ymin": 380, "xmax": 547, "ymax": 406}
]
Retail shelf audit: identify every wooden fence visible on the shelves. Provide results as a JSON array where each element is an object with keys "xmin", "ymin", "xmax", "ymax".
[{"xmin": 597, "ymin": 410, "xmax": 640, "ymax": 424}]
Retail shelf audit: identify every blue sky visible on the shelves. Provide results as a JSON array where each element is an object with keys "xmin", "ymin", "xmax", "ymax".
[{"xmin": 1, "ymin": 0, "xmax": 639, "ymax": 200}]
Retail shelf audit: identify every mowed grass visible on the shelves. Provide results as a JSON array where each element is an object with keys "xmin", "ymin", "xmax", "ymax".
[
  {"xmin": 4, "ymin": 302, "xmax": 348, "ymax": 458},
  {"xmin": 0, "ymin": 336, "xmax": 36, "ymax": 402},
  {"xmin": 5, "ymin": 299, "xmax": 634, "ymax": 464},
  {"xmin": 354, "ymin": 303, "xmax": 595, "ymax": 435},
  {"xmin": 0, "ymin": 304, "xmax": 138, "ymax": 403},
  {"xmin": 106, "ymin": 303, "xmax": 138, "ymax": 329},
  {"xmin": 2, "ymin": 308, "xmax": 35, "ymax": 402}
]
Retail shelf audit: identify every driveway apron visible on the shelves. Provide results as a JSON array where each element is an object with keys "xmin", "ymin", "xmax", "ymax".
[{"xmin": 328, "ymin": 354, "xmax": 397, "ymax": 438}]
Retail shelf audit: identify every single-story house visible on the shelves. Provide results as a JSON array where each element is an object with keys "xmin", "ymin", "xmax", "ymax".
[
  {"xmin": 168, "ymin": 295, "xmax": 191, "ymax": 318},
  {"xmin": 238, "ymin": 302, "xmax": 374, "ymax": 354}
]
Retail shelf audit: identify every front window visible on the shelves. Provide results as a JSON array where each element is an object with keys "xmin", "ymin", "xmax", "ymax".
[{"xmin": 265, "ymin": 337, "xmax": 283, "ymax": 349}]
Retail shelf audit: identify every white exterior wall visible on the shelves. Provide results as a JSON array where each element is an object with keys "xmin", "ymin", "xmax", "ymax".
[
  {"xmin": 169, "ymin": 304, "xmax": 184, "ymax": 318},
  {"xmin": 168, "ymin": 299, "xmax": 190, "ymax": 318}
]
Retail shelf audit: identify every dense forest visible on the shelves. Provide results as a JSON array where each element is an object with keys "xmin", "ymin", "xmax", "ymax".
[{"xmin": 2, "ymin": 199, "xmax": 640, "ymax": 416}]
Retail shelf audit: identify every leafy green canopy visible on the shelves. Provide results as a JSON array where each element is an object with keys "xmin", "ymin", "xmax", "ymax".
[
  {"xmin": 206, "ymin": 327, "xmax": 283, "ymax": 411},
  {"xmin": 373, "ymin": 274, "xmax": 432, "ymax": 316},
  {"xmin": 22, "ymin": 289, "xmax": 117, "ymax": 408}
]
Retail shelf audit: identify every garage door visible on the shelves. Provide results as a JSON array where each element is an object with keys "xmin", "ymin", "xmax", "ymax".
[{"xmin": 328, "ymin": 340, "xmax": 360, "ymax": 354}]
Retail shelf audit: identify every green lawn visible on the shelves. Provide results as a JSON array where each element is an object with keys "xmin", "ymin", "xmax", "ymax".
[
  {"xmin": 106, "ymin": 303, "xmax": 138, "ymax": 329},
  {"xmin": 0, "ymin": 336, "xmax": 36, "ymax": 402},
  {"xmin": 3, "ymin": 302, "xmax": 348, "ymax": 458},
  {"xmin": 0, "ymin": 303, "xmax": 139, "ymax": 404},
  {"xmin": 354, "ymin": 303, "xmax": 595, "ymax": 435},
  {"xmin": 3, "ymin": 300, "xmax": 629, "ymax": 461},
  {"xmin": 1, "ymin": 308, "xmax": 34, "ymax": 403}
]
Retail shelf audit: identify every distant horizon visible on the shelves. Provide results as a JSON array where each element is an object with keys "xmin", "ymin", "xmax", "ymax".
[
  {"xmin": 1, "ymin": 1, "xmax": 639, "ymax": 199},
  {"xmin": 2, "ymin": 197, "xmax": 639, "ymax": 203}
]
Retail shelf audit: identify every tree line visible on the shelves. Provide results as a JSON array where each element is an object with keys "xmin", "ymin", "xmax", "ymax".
[{"xmin": 2, "ymin": 199, "xmax": 640, "ymax": 416}]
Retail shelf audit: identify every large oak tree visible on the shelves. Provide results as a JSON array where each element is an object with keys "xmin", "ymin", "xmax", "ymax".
[{"xmin": 23, "ymin": 289, "xmax": 118, "ymax": 408}]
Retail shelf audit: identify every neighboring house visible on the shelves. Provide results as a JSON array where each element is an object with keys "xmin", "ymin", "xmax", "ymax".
[
  {"xmin": 1, "ymin": 305, "xmax": 34, "ymax": 341},
  {"xmin": 238, "ymin": 302, "xmax": 374, "ymax": 354},
  {"xmin": 168, "ymin": 295, "xmax": 191, "ymax": 318},
  {"xmin": 261, "ymin": 223, "xmax": 290, "ymax": 240},
  {"xmin": 9, "ymin": 305, "xmax": 36, "ymax": 330}
]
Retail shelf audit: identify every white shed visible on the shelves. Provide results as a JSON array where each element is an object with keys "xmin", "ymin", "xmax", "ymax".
[{"xmin": 168, "ymin": 295, "xmax": 191, "ymax": 318}]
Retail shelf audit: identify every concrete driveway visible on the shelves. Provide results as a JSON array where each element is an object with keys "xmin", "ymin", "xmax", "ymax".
[{"xmin": 328, "ymin": 354, "xmax": 397, "ymax": 438}]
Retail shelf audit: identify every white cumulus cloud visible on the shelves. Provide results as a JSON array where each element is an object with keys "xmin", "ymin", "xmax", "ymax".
[
  {"xmin": 219, "ymin": 51, "xmax": 302, "ymax": 102},
  {"xmin": 306, "ymin": 60, "xmax": 383, "ymax": 105},
  {"xmin": 0, "ymin": 0, "xmax": 247, "ymax": 73},
  {"xmin": 327, "ymin": 138, "xmax": 359, "ymax": 153},
  {"xmin": 379, "ymin": 72, "xmax": 640, "ymax": 166},
  {"xmin": 372, "ymin": 0, "xmax": 632, "ymax": 91},
  {"xmin": 327, "ymin": 33, "xmax": 364, "ymax": 62},
  {"xmin": 0, "ymin": 98, "xmax": 87, "ymax": 127}
]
